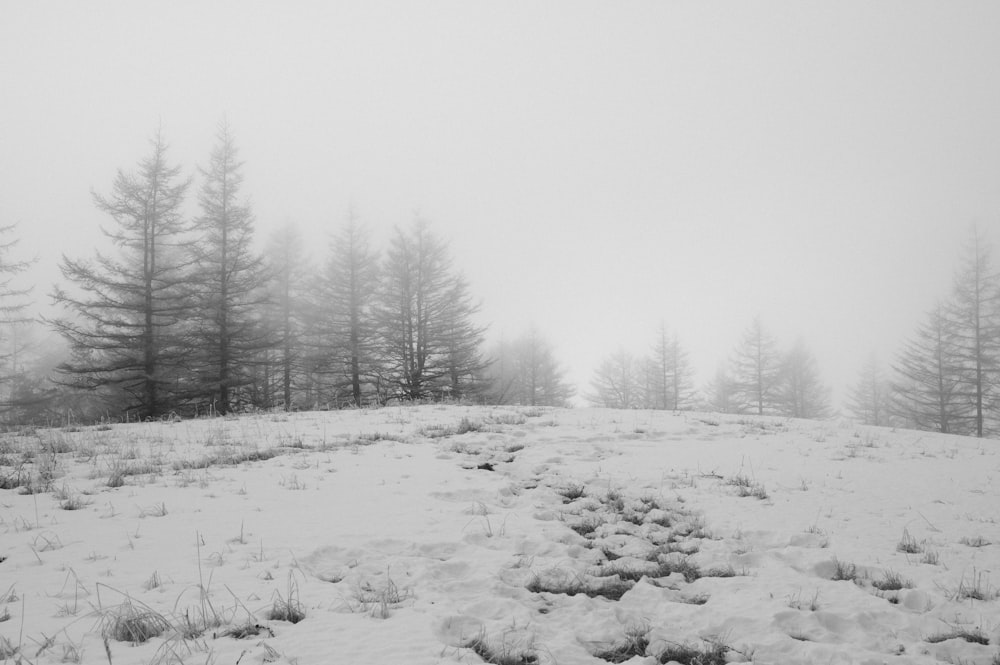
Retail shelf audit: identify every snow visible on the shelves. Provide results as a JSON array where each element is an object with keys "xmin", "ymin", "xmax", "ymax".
[{"xmin": 1, "ymin": 406, "xmax": 999, "ymax": 664}]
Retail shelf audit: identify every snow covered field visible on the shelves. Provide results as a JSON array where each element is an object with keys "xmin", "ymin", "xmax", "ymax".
[{"xmin": 1, "ymin": 406, "xmax": 999, "ymax": 664}]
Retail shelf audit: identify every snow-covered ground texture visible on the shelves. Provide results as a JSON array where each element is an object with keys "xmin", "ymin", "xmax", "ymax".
[{"xmin": 2, "ymin": 407, "xmax": 999, "ymax": 665}]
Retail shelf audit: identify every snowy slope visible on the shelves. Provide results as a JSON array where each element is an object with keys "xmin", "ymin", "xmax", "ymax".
[{"xmin": 1, "ymin": 406, "xmax": 998, "ymax": 664}]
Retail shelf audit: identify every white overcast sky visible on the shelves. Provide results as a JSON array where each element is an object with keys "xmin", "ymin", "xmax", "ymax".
[{"xmin": 3, "ymin": 2, "xmax": 999, "ymax": 404}]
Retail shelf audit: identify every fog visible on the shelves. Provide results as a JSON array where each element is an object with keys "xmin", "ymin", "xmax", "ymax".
[{"xmin": 3, "ymin": 2, "xmax": 999, "ymax": 405}]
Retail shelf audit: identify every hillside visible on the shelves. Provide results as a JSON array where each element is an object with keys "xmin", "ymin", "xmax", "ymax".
[{"xmin": 1, "ymin": 407, "xmax": 998, "ymax": 664}]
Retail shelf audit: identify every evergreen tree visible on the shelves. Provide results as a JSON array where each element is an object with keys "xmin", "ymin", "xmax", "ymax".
[{"xmin": 50, "ymin": 131, "xmax": 192, "ymax": 418}]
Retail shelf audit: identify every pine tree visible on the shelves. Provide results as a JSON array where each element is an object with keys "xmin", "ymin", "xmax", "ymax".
[
  {"xmin": 189, "ymin": 120, "xmax": 268, "ymax": 414},
  {"xmin": 50, "ymin": 131, "xmax": 192, "ymax": 418}
]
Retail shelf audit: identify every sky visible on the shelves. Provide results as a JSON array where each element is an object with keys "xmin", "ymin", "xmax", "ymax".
[{"xmin": 2, "ymin": 1, "xmax": 1000, "ymax": 406}]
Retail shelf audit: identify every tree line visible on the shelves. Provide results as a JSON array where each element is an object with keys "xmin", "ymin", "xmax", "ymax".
[
  {"xmin": 38, "ymin": 126, "xmax": 509, "ymax": 419},
  {"xmin": 587, "ymin": 319, "xmax": 830, "ymax": 419},
  {"xmin": 0, "ymin": 127, "xmax": 996, "ymax": 434}
]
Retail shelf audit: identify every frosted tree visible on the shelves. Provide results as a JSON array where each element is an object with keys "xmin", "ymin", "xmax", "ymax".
[
  {"xmin": 50, "ymin": 131, "xmax": 192, "ymax": 419},
  {"xmin": 846, "ymin": 354, "xmax": 890, "ymax": 426},
  {"xmin": 730, "ymin": 316, "xmax": 782, "ymax": 415},
  {"xmin": 189, "ymin": 120, "xmax": 268, "ymax": 414}
]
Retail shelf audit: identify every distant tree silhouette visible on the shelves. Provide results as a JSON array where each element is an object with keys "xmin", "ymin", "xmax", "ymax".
[
  {"xmin": 487, "ymin": 327, "xmax": 574, "ymax": 407},
  {"xmin": 588, "ymin": 347, "xmax": 638, "ymax": 409},
  {"xmin": 730, "ymin": 316, "xmax": 782, "ymax": 415},
  {"xmin": 846, "ymin": 354, "xmax": 890, "ymax": 426},
  {"xmin": 256, "ymin": 222, "xmax": 312, "ymax": 410},
  {"xmin": 312, "ymin": 215, "xmax": 381, "ymax": 407},
  {"xmin": 947, "ymin": 226, "xmax": 1000, "ymax": 437},
  {"xmin": 776, "ymin": 338, "xmax": 830, "ymax": 419},
  {"xmin": 648, "ymin": 323, "xmax": 695, "ymax": 410}
]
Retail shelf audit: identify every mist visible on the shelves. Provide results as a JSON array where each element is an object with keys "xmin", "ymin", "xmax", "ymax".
[{"xmin": 2, "ymin": 2, "xmax": 999, "ymax": 414}]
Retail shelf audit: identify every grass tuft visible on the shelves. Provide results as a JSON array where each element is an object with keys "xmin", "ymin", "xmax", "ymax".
[
  {"xmin": 872, "ymin": 570, "xmax": 912, "ymax": 591},
  {"xmin": 464, "ymin": 629, "xmax": 538, "ymax": 665},
  {"xmin": 267, "ymin": 572, "xmax": 306, "ymax": 623},
  {"xmin": 593, "ymin": 623, "xmax": 651, "ymax": 663},
  {"xmin": 654, "ymin": 638, "xmax": 729, "ymax": 665},
  {"xmin": 99, "ymin": 595, "xmax": 171, "ymax": 644},
  {"xmin": 925, "ymin": 627, "xmax": 989, "ymax": 645},
  {"xmin": 831, "ymin": 558, "xmax": 861, "ymax": 583},
  {"xmin": 896, "ymin": 529, "xmax": 923, "ymax": 554}
]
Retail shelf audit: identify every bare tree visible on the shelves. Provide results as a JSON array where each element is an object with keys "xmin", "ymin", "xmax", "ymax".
[{"xmin": 50, "ymin": 131, "xmax": 192, "ymax": 419}]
